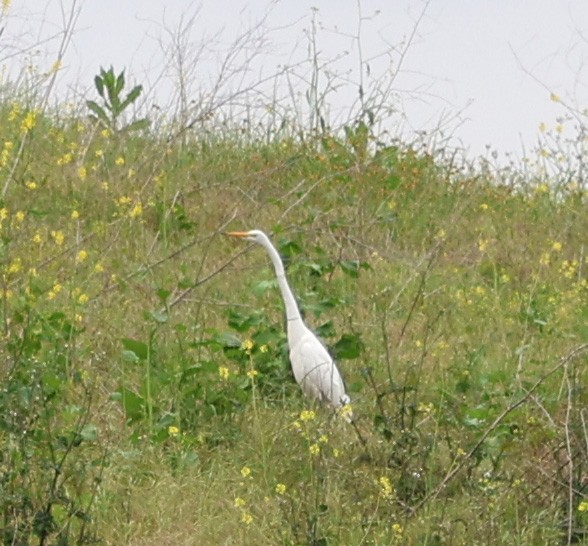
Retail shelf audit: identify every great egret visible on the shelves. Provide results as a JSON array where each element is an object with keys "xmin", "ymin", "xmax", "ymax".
[{"xmin": 227, "ymin": 230, "xmax": 352, "ymax": 416}]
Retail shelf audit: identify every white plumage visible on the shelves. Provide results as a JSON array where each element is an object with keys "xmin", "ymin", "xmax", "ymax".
[{"xmin": 227, "ymin": 230, "xmax": 351, "ymax": 413}]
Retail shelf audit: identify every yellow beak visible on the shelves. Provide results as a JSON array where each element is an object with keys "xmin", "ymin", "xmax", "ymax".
[{"xmin": 226, "ymin": 231, "xmax": 249, "ymax": 238}]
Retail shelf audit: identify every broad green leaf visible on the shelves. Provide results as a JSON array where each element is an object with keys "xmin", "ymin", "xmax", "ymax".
[
  {"xmin": 94, "ymin": 75, "xmax": 105, "ymax": 97},
  {"xmin": 121, "ymin": 350, "xmax": 139, "ymax": 364},
  {"xmin": 213, "ymin": 331, "xmax": 242, "ymax": 348},
  {"xmin": 252, "ymin": 279, "xmax": 277, "ymax": 297},
  {"xmin": 332, "ymin": 333, "xmax": 364, "ymax": 360},
  {"xmin": 86, "ymin": 100, "xmax": 109, "ymax": 125},
  {"xmin": 111, "ymin": 387, "xmax": 145, "ymax": 423},
  {"xmin": 120, "ymin": 84, "xmax": 143, "ymax": 111},
  {"xmin": 80, "ymin": 424, "xmax": 97, "ymax": 441},
  {"xmin": 121, "ymin": 338, "xmax": 149, "ymax": 360}
]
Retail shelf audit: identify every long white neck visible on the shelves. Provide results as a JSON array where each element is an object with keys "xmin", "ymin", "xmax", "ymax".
[{"xmin": 259, "ymin": 237, "xmax": 302, "ymax": 323}]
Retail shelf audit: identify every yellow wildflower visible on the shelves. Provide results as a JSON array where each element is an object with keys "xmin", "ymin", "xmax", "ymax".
[
  {"xmin": 260, "ymin": 344, "xmax": 268, "ymax": 353},
  {"xmin": 478, "ymin": 238, "xmax": 488, "ymax": 252},
  {"xmin": 71, "ymin": 210, "xmax": 80, "ymax": 220},
  {"xmin": 115, "ymin": 156, "xmax": 125, "ymax": 166},
  {"xmin": 240, "ymin": 512, "xmax": 253, "ymax": 525},
  {"xmin": 275, "ymin": 483, "xmax": 286, "ymax": 495},
  {"xmin": 20, "ymin": 111, "xmax": 37, "ymax": 134},
  {"xmin": 32, "ymin": 231, "xmax": 43, "ymax": 244},
  {"xmin": 78, "ymin": 166, "xmax": 87, "ymax": 180},
  {"xmin": 168, "ymin": 425, "xmax": 180, "ymax": 437},
  {"xmin": 129, "ymin": 203, "xmax": 142, "ymax": 218},
  {"xmin": 378, "ymin": 476, "xmax": 394, "ymax": 499},
  {"xmin": 76, "ymin": 250, "xmax": 88, "ymax": 263},
  {"xmin": 56, "ymin": 153, "xmax": 73, "ymax": 166},
  {"xmin": 14, "ymin": 211, "xmax": 25, "ymax": 222},
  {"xmin": 246, "ymin": 369, "xmax": 258, "ymax": 380},
  {"xmin": 0, "ymin": 208, "xmax": 8, "ymax": 221},
  {"xmin": 78, "ymin": 294, "xmax": 89, "ymax": 304},
  {"xmin": 234, "ymin": 497, "xmax": 246, "ymax": 508},
  {"xmin": 578, "ymin": 501, "xmax": 588, "ymax": 512},
  {"xmin": 241, "ymin": 338, "xmax": 254, "ymax": 353},
  {"xmin": 309, "ymin": 443, "xmax": 320, "ymax": 456},
  {"xmin": 551, "ymin": 241, "xmax": 562, "ymax": 252},
  {"xmin": 391, "ymin": 523, "xmax": 403, "ymax": 535},
  {"xmin": 50, "ymin": 230, "xmax": 64, "ymax": 246},
  {"xmin": 7, "ymin": 258, "xmax": 21, "ymax": 274},
  {"xmin": 240, "ymin": 466, "xmax": 251, "ymax": 478},
  {"xmin": 219, "ymin": 366, "xmax": 230, "ymax": 380},
  {"xmin": 25, "ymin": 181, "xmax": 37, "ymax": 190},
  {"xmin": 299, "ymin": 410, "xmax": 316, "ymax": 422},
  {"xmin": 100, "ymin": 129, "xmax": 110, "ymax": 138},
  {"xmin": 47, "ymin": 283, "xmax": 63, "ymax": 300},
  {"xmin": 94, "ymin": 263, "xmax": 104, "ymax": 273}
]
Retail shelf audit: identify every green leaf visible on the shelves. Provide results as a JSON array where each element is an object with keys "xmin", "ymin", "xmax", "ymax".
[
  {"xmin": 94, "ymin": 75, "xmax": 105, "ymax": 98},
  {"xmin": 332, "ymin": 333, "xmax": 364, "ymax": 359},
  {"xmin": 213, "ymin": 331, "xmax": 242, "ymax": 348},
  {"xmin": 80, "ymin": 424, "xmax": 98, "ymax": 441},
  {"xmin": 227, "ymin": 309, "xmax": 264, "ymax": 332},
  {"xmin": 340, "ymin": 260, "xmax": 371, "ymax": 278},
  {"xmin": 340, "ymin": 260, "xmax": 360, "ymax": 278},
  {"xmin": 252, "ymin": 279, "xmax": 277, "ymax": 296},
  {"xmin": 116, "ymin": 70, "xmax": 126, "ymax": 95},
  {"xmin": 121, "ymin": 350, "xmax": 139, "ymax": 364},
  {"xmin": 150, "ymin": 310, "xmax": 168, "ymax": 324},
  {"xmin": 121, "ymin": 338, "xmax": 149, "ymax": 360},
  {"xmin": 111, "ymin": 387, "xmax": 145, "ymax": 423},
  {"xmin": 86, "ymin": 100, "xmax": 109, "ymax": 125},
  {"xmin": 277, "ymin": 238, "xmax": 302, "ymax": 257},
  {"xmin": 315, "ymin": 321, "xmax": 336, "ymax": 338},
  {"xmin": 124, "ymin": 118, "xmax": 150, "ymax": 133},
  {"xmin": 120, "ymin": 84, "xmax": 143, "ymax": 111}
]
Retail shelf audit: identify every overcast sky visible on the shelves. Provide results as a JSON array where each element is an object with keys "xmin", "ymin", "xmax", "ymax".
[{"xmin": 2, "ymin": 0, "xmax": 587, "ymax": 160}]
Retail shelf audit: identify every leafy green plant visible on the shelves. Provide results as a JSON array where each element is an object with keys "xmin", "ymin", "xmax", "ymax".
[{"xmin": 85, "ymin": 66, "xmax": 149, "ymax": 133}]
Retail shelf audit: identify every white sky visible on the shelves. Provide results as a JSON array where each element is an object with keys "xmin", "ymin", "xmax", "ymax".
[{"xmin": 1, "ymin": 0, "xmax": 587, "ymax": 160}]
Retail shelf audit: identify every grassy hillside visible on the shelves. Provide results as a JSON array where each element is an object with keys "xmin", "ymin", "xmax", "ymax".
[{"xmin": 0, "ymin": 94, "xmax": 587, "ymax": 545}]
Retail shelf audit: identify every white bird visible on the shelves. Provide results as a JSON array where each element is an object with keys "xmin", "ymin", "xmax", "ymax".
[{"xmin": 227, "ymin": 230, "xmax": 352, "ymax": 415}]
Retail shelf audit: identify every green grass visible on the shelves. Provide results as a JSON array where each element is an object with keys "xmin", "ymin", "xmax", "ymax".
[{"xmin": 0, "ymin": 99, "xmax": 587, "ymax": 546}]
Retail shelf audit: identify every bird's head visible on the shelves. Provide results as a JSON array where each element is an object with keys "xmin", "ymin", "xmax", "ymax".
[{"xmin": 226, "ymin": 229, "xmax": 269, "ymax": 245}]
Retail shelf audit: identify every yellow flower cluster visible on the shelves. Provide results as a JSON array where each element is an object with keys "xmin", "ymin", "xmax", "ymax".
[
  {"xmin": 219, "ymin": 366, "xmax": 230, "ymax": 380},
  {"xmin": 0, "ymin": 141, "xmax": 13, "ymax": 168},
  {"xmin": 20, "ymin": 111, "xmax": 37, "ymax": 134},
  {"xmin": 50, "ymin": 230, "xmax": 65, "ymax": 246},
  {"xmin": 299, "ymin": 409, "xmax": 316, "ymax": 422},
  {"xmin": 241, "ymin": 338, "xmax": 254, "ymax": 353},
  {"xmin": 377, "ymin": 476, "xmax": 394, "ymax": 499}
]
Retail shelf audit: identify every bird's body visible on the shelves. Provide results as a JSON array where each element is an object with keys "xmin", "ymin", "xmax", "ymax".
[{"xmin": 227, "ymin": 230, "xmax": 351, "ymax": 412}]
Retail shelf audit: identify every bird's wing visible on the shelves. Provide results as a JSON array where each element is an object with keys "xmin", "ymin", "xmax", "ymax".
[{"xmin": 291, "ymin": 329, "xmax": 348, "ymax": 407}]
